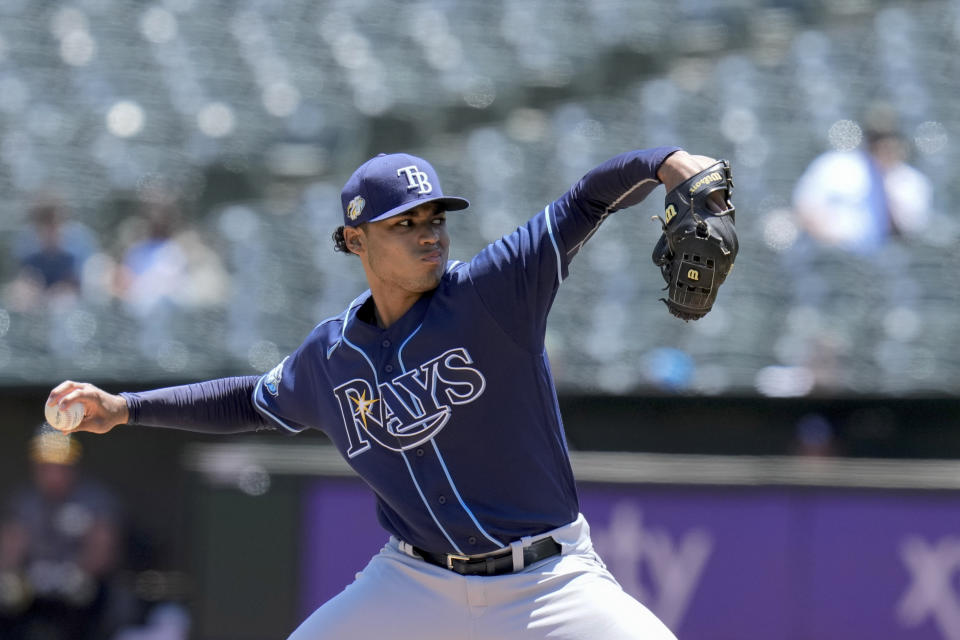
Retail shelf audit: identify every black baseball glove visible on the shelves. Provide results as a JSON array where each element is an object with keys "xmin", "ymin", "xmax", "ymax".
[{"xmin": 652, "ymin": 159, "xmax": 737, "ymax": 321}]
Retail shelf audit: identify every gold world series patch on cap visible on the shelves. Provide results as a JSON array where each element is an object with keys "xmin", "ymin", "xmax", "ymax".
[{"xmin": 347, "ymin": 195, "xmax": 366, "ymax": 221}]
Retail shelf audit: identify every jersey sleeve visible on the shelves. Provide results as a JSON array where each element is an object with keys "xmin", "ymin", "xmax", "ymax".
[
  {"xmin": 251, "ymin": 326, "xmax": 328, "ymax": 434},
  {"xmin": 467, "ymin": 146, "xmax": 680, "ymax": 348}
]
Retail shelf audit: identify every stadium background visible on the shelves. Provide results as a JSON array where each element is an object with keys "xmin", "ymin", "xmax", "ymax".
[{"xmin": 1, "ymin": 0, "xmax": 959, "ymax": 638}]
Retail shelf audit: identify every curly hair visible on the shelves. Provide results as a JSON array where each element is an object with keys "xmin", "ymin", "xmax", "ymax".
[{"xmin": 332, "ymin": 225, "xmax": 355, "ymax": 255}]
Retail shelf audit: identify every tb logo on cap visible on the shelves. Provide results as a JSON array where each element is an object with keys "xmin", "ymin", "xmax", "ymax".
[{"xmin": 397, "ymin": 165, "xmax": 433, "ymax": 195}]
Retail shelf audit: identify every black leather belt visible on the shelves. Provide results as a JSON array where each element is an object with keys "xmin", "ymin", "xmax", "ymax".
[{"xmin": 413, "ymin": 537, "xmax": 562, "ymax": 576}]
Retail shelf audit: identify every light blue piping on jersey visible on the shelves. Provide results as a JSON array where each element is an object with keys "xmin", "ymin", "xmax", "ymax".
[
  {"xmin": 252, "ymin": 385, "xmax": 308, "ymax": 433},
  {"xmin": 254, "ymin": 313, "xmax": 349, "ymax": 433},
  {"xmin": 396, "ymin": 322, "xmax": 423, "ymax": 363},
  {"xmin": 544, "ymin": 204, "xmax": 564, "ymax": 285},
  {"xmin": 429, "ymin": 441, "xmax": 505, "ymax": 548},
  {"xmin": 340, "ymin": 306, "xmax": 463, "ymax": 555},
  {"xmin": 397, "ymin": 325, "xmax": 505, "ymax": 549},
  {"xmin": 399, "ymin": 450, "xmax": 463, "ymax": 554},
  {"xmin": 327, "ymin": 294, "xmax": 366, "ymax": 359}
]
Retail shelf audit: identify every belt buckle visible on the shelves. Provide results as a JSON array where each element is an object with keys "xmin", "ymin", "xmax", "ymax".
[{"xmin": 445, "ymin": 553, "xmax": 472, "ymax": 571}]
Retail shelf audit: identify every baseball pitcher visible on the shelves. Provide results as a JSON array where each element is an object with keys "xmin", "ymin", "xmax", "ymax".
[{"xmin": 47, "ymin": 146, "xmax": 737, "ymax": 639}]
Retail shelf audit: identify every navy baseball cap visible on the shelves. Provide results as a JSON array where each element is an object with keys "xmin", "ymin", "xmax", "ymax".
[{"xmin": 340, "ymin": 153, "xmax": 469, "ymax": 227}]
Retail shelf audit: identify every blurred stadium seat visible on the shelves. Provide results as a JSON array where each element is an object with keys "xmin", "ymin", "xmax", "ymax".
[{"xmin": 0, "ymin": 0, "xmax": 957, "ymax": 397}]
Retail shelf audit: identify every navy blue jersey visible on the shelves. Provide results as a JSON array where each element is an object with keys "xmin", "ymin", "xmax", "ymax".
[{"xmin": 252, "ymin": 147, "xmax": 678, "ymax": 554}]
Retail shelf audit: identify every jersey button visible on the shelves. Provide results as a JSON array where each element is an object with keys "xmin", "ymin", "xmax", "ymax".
[
  {"xmin": 437, "ymin": 496, "xmax": 446, "ymax": 505},
  {"xmin": 382, "ymin": 340, "xmax": 391, "ymax": 348},
  {"xmin": 415, "ymin": 448, "xmax": 424, "ymax": 457},
  {"xmin": 384, "ymin": 364, "xmax": 394, "ymax": 373},
  {"xmin": 468, "ymin": 536, "xmax": 477, "ymax": 545}
]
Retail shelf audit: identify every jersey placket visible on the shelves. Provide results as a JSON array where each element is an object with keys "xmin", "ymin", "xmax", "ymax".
[
  {"xmin": 400, "ymin": 442, "xmax": 504, "ymax": 554},
  {"xmin": 382, "ymin": 333, "xmax": 505, "ymax": 555}
]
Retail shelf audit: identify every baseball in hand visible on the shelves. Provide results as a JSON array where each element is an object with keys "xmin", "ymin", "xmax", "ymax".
[{"xmin": 45, "ymin": 401, "xmax": 85, "ymax": 432}]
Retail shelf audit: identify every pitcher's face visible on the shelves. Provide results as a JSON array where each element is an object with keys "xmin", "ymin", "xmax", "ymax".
[{"xmin": 349, "ymin": 202, "xmax": 449, "ymax": 295}]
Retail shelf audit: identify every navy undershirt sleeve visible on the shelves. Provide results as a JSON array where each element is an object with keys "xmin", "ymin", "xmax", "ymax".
[{"xmin": 121, "ymin": 376, "xmax": 270, "ymax": 434}]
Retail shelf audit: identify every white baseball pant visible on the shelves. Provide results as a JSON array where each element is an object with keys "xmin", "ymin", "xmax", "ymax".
[{"xmin": 287, "ymin": 514, "xmax": 677, "ymax": 640}]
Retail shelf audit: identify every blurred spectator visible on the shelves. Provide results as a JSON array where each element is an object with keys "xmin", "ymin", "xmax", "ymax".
[
  {"xmin": 112, "ymin": 602, "xmax": 191, "ymax": 640},
  {"xmin": 115, "ymin": 196, "xmax": 229, "ymax": 315},
  {"xmin": 792, "ymin": 105, "xmax": 933, "ymax": 254},
  {"xmin": 0, "ymin": 426, "xmax": 139, "ymax": 640},
  {"xmin": 3, "ymin": 194, "xmax": 99, "ymax": 312},
  {"xmin": 642, "ymin": 347, "xmax": 695, "ymax": 391},
  {"xmin": 112, "ymin": 186, "xmax": 230, "ymax": 355},
  {"xmin": 791, "ymin": 413, "xmax": 840, "ymax": 457}
]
